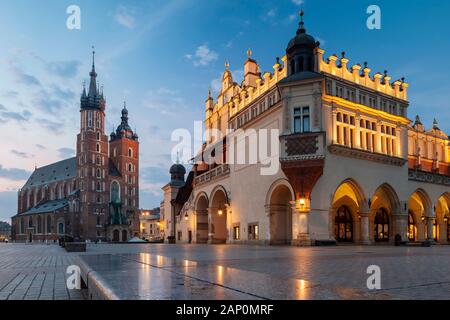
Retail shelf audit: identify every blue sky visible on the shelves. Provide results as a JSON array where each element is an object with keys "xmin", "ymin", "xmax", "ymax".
[{"xmin": 0, "ymin": 0, "xmax": 449, "ymax": 222}]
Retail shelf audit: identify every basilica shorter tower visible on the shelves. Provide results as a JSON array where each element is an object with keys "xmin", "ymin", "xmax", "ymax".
[{"xmin": 11, "ymin": 51, "xmax": 140, "ymax": 243}]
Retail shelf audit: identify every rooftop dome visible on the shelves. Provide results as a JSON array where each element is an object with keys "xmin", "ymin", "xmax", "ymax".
[
  {"xmin": 287, "ymin": 12, "xmax": 317, "ymax": 52},
  {"xmin": 170, "ymin": 163, "xmax": 186, "ymax": 175}
]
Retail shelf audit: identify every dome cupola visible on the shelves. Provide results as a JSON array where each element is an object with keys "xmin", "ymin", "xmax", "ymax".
[{"xmin": 286, "ymin": 11, "xmax": 319, "ymax": 76}]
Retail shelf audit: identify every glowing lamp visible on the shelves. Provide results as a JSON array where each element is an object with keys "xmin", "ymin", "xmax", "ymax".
[
  {"xmin": 184, "ymin": 213, "xmax": 188, "ymax": 221},
  {"xmin": 218, "ymin": 209, "xmax": 223, "ymax": 216},
  {"xmin": 299, "ymin": 198, "xmax": 306, "ymax": 206},
  {"xmin": 444, "ymin": 215, "xmax": 448, "ymax": 223},
  {"xmin": 421, "ymin": 215, "xmax": 426, "ymax": 223}
]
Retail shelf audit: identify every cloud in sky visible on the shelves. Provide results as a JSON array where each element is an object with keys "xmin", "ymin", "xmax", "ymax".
[
  {"xmin": 10, "ymin": 65, "xmax": 41, "ymax": 87},
  {"xmin": 57, "ymin": 148, "xmax": 75, "ymax": 159},
  {"xmin": 45, "ymin": 60, "xmax": 81, "ymax": 78},
  {"xmin": 185, "ymin": 44, "xmax": 218, "ymax": 67},
  {"xmin": 11, "ymin": 150, "xmax": 34, "ymax": 159},
  {"xmin": 0, "ymin": 108, "xmax": 32, "ymax": 123},
  {"xmin": 291, "ymin": 0, "xmax": 304, "ymax": 5},
  {"xmin": 2, "ymin": 91, "xmax": 19, "ymax": 99},
  {"xmin": 35, "ymin": 118, "xmax": 64, "ymax": 134},
  {"xmin": 115, "ymin": 5, "xmax": 136, "ymax": 29},
  {"xmin": 0, "ymin": 165, "xmax": 30, "ymax": 181},
  {"xmin": 35, "ymin": 144, "xmax": 46, "ymax": 150}
]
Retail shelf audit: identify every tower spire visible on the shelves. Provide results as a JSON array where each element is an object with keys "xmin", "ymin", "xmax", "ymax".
[
  {"xmin": 297, "ymin": 10, "xmax": 306, "ymax": 34},
  {"xmin": 88, "ymin": 46, "xmax": 98, "ymax": 97}
]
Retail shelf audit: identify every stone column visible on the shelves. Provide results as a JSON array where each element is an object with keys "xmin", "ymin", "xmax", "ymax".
[
  {"xmin": 359, "ymin": 212, "xmax": 370, "ymax": 245},
  {"xmin": 393, "ymin": 213, "xmax": 408, "ymax": 242},
  {"xmin": 427, "ymin": 217, "xmax": 435, "ymax": 242},
  {"xmin": 225, "ymin": 204, "xmax": 232, "ymax": 244},
  {"xmin": 355, "ymin": 115, "xmax": 361, "ymax": 149},
  {"xmin": 291, "ymin": 200, "xmax": 311, "ymax": 246},
  {"xmin": 375, "ymin": 120, "xmax": 382, "ymax": 153},
  {"xmin": 207, "ymin": 207, "xmax": 214, "ymax": 244},
  {"xmin": 332, "ymin": 110, "xmax": 338, "ymax": 144}
]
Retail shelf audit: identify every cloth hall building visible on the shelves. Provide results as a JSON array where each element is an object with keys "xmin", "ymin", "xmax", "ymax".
[
  {"xmin": 11, "ymin": 52, "xmax": 140, "ymax": 243},
  {"xmin": 162, "ymin": 13, "xmax": 450, "ymax": 246}
]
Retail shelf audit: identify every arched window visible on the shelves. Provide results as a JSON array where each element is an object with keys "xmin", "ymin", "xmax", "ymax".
[
  {"xmin": 334, "ymin": 206, "xmax": 353, "ymax": 242},
  {"xmin": 96, "ymin": 182, "xmax": 101, "ymax": 192},
  {"xmin": 290, "ymin": 60, "xmax": 295, "ymax": 74},
  {"xmin": 37, "ymin": 216, "xmax": 42, "ymax": 234},
  {"xmin": 408, "ymin": 211, "xmax": 416, "ymax": 241},
  {"xmin": 111, "ymin": 181, "xmax": 120, "ymax": 203},
  {"xmin": 307, "ymin": 56, "xmax": 313, "ymax": 71},
  {"xmin": 28, "ymin": 217, "xmax": 33, "ymax": 228},
  {"xmin": 96, "ymin": 132, "xmax": 100, "ymax": 141},
  {"xmin": 96, "ymin": 143, "xmax": 100, "ymax": 153},
  {"xmin": 374, "ymin": 208, "xmax": 390, "ymax": 242},
  {"xmin": 128, "ymin": 148, "xmax": 133, "ymax": 158},
  {"xmin": 128, "ymin": 164, "xmax": 132, "ymax": 172},
  {"xmin": 298, "ymin": 56, "xmax": 304, "ymax": 72},
  {"xmin": 47, "ymin": 216, "xmax": 52, "ymax": 233},
  {"xmin": 96, "ymin": 168, "xmax": 101, "ymax": 178},
  {"xmin": 58, "ymin": 222, "xmax": 64, "ymax": 235},
  {"xmin": 20, "ymin": 218, "xmax": 25, "ymax": 234}
]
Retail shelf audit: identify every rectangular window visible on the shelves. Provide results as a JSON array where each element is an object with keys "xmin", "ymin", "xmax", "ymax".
[
  {"xmin": 302, "ymin": 107, "xmax": 310, "ymax": 132},
  {"xmin": 88, "ymin": 111, "xmax": 93, "ymax": 127},
  {"xmin": 294, "ymin": 108, "xmax": 301, "ymax": 133},
  {"xmin": 233, "ymin": 225, "xmax": 240, "ymax": 240},
  {"xmin": 293, "ymin": 106, "xmax": 310, "ymax": 133},
  {"xmin": 248, "ymin": 223, "xmax": 259, "ymax": 240}
]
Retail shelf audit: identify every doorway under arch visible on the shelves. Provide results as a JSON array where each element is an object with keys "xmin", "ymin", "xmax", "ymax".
[
  {"xmin": 335, "ymin": 206, "xmax": 353, "ymax": 242},
  {"xmin": 408, "ymin": 210, "xmax": 417, "ymax": 242},
  {"xmin": 122, "ymin": 230, "xmax": 128, "ymax": 242},
  {"xmin": 374, "ymin": 208, "xmax": 390, "ymax": 242},
  {"xmin": 112, "ymin": 229, "xmax": 120, "ymax": 242},
  {"xmin": 267, "ymin": 182, "xmax": 294, "ymax": 245},
  {"xmin": 195, "ymin": 193, "xmax": 209, "ymax": 244},
  {"xmin": 331, "ymin": 179, "xmax": 366, "ymax": 243},
  {"xmin": 209, "ymin": 188, "xmax": 228, "ymax": 244}
]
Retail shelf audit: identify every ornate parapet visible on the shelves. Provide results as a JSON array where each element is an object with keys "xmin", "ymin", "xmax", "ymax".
[
  {"xmin": 317, "ymin": 49, "xmax": 409, "ymax": 101},
  {"xmin": 194, "ymin": 164, "xmax": 230, "ymax": 186},
  {"xmin": 408, "ymin": 169, "xmax": 450, "ymax": 186}
]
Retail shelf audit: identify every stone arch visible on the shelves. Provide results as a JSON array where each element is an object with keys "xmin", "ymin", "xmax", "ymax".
[
  {"xmin": 209, "ymin": 186, "xmax": 229, "ymax": 244},
  {"xmin": 110, "ymin": 180, "xmax": 121, "ymax": 202},
  {"xmin": 122, "ymin": 230, "xmax": 128, "ymax": 242},
  {"xmin": 266, "ymin": 179, "xmax": 295, "ymax": 245},
  {"xmin": 435, "ymin": 193, "xmax": 450, "ymax": 243},
  {"xmin": 112, "ymin": 229, "xmax": 120, "ymax": 242},
  {"xmin": 331, "ymin": 179, "xmax": 368, "ymax": 243},
  {"xmin": 370, "ymin": 183, "xmax": 401, "ymax": 243},
  {"xmin": 194, "ymin": 192, "xmax": 209, "ymax": 244},
  {"xmin": 46, "ymin": 215, "xmax": 52, "ymax": 234},
  {"xmin": 408, "ymin": 189, "xmax": 433, "ymax": 241}
]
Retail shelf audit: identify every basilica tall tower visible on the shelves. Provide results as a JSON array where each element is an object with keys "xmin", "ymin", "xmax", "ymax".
[{"xmin": 76, "ymin": 50, "xmax": 109, "ymax": 240}]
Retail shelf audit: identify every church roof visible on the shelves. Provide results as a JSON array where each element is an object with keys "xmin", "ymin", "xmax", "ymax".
[
  {"xmin": 22, "ymin": 157, "xmax": 76, "ymax": 190},
  {"xmin": 17, "ymin": 198, "xmax": 69, "ymax": 216}
]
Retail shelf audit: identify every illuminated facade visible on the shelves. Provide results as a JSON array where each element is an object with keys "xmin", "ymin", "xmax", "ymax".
[{"xmin": 162, "ymin": 13, "xmax": 450, "ymax": 246}]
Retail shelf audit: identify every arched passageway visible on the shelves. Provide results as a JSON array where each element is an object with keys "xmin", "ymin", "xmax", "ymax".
[
  {"xmin": 331, "ymin": 179, "xmax": 366, "ymax": 243},
  {"xmin": 370, "ymin": 184, "xmax": 401, "ymax": 243},
  {"xmin": 195, "ymin": 194, "xmax": 209, "ymax": 244},
  {"xmin": 408, "ymin": 189, "xmax": 433, "ymax": 242},
  {"xmin": 209, "ymin": 188, "xmax": 228, "ymax": 244},
  {"xmin": 267, "ymin": 182, "xmax": 294, "ymax": 245},
  {"xmin": 436, "ymin": 193, "xmax": 450, "ymax": 243}
]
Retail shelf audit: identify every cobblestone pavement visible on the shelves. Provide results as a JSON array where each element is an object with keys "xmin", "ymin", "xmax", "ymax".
[
  {"xmin": 0, "ymin": 244, "xmax": 84, "ymax": 300},
  {"xmin": 2, "ymin": 243, "xmax": 450, "ymax": 299}
]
